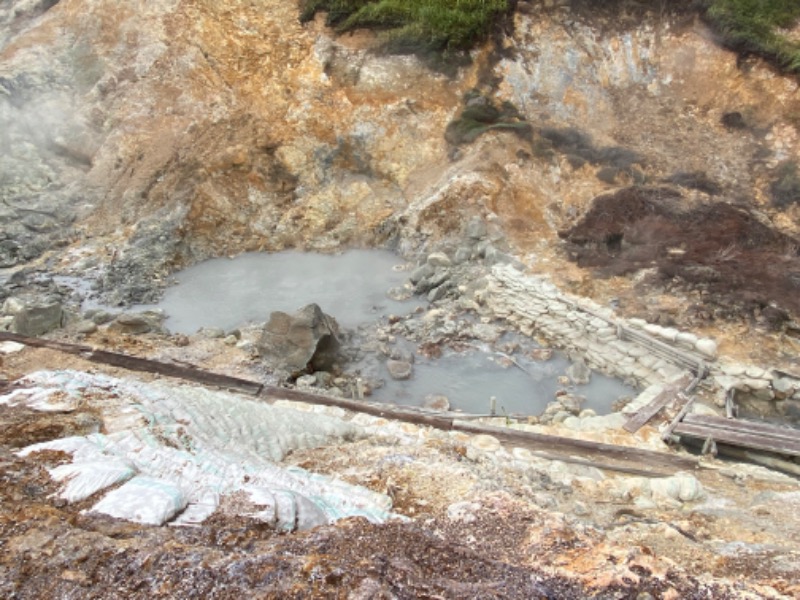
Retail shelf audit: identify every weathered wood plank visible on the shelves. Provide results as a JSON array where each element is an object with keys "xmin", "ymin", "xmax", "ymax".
[
  {"xmin": 0, "ymin": 331, "xmax": 92, "ymax": 355},
  {"xmin": 259, "ymin": 385, "xmax": 457, "ymax": 430},
  {"xmin": 662, "ymin": 394, "xmax": 695, "ymax": 442},
  {"xmin": 87, "ymin": 350, "xmax": 265, "ymax": 395},
  {"xmin": 673, "ymin": 422, "xmax": 800, "ymax": 456},
  {"xmin": 454, "ymin": 420, "xmax": 697, "ymax": 471},
  {"xmin": 618, "ymin": 326, "xmax": 707, "ymax": 375},
  {"xmin": 682, "ymin": 414, "xmax": 800, "ymax": 443},
  {"xmin": 623, "ymin": 373, "xmax": 693, "ymax": 433}
]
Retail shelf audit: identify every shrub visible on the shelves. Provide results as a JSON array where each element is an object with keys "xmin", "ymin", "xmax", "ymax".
[
  {"xmin": 704, "ymin": 0, "xmax": 800, "ymax": 73},
  {"xmin": 300, "ymin": 0, "xmax": 511, "ymax": 58}
]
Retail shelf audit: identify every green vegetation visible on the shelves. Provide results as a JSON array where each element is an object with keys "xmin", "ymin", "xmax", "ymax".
[
  {"xmin": 299, "ymin": 0, "xmax": 511, "ymax": 57},
  {"xmin": 704, "ymin": 0, "xmax": 800, "ymax": 72},
  {"xmin": 770, "ymin": 160, "xmax": 800, "ymax": 207}
]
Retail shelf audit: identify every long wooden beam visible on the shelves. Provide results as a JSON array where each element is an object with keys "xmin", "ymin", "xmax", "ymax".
[{"xmin": 1, "ymin": 331, "xmax": 697, "ymax": 476}]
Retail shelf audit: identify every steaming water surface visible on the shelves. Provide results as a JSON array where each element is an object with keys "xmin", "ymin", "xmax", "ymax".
[{"xmin": 144, "ymin": 250, "xmax": 419, "ymax": 333}]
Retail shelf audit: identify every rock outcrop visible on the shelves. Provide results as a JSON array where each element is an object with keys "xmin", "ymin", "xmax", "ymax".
[{"xmin": 257, "ymin": 303, "xmax": 342, "ymax": 374}]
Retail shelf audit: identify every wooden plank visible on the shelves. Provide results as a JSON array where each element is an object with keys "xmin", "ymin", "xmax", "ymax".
[
  {"xmin": 713, "ymin": 446, "xmax": 800, "ymax": 478},
  {"xmin": 259, "ymin": 385, "xmax": 457, "ymax": 430},
  {"xmin": 454, "ymin": 420, "xmax": 697, "ymax": 471},
  {"xmin": 682, "ymin": 414, "xmax": 800, "ymax": 443},
  {"xmin": 673, "ymin": 422, "xmax": 800, "ymax": 456},
  {"xmin": 0, "ymin": 331, "xmax": 92, "ymax": 355},
  {"xmin": 662, "ymin": 393, "xmax": 695, "ymax": 442},
  {"xmin": 623, "ymin": 373, "xmax": 693, "ymax": 433},
  {"xmin": 618, "ymin": 326, "xmax": 706, "ymax": 375},
  {"xmin": 87, "ymin": 349, "xmax": 264, "ymax": 395}
]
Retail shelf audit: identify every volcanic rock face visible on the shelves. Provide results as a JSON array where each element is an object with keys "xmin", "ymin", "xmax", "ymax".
[{"xmin": 2, "ymin": 0, "xmax": 799, "ymax": 327}]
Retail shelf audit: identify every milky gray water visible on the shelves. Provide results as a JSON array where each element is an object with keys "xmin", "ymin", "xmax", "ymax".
[
  {"xmin": 137, "ymin": 249, "xmax": 635, "ymax": 415},
  {"xmin": 139, "ymin": 249, "xmax": 419, "ymax": 333},
  {"xmin": 374, "ymin": 348, "xmax": 636, "ymax": 415}
]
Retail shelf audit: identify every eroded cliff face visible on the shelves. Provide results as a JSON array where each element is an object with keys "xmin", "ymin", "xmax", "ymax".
[{"xmin": 1, "ymin": 1, "xmax": 798, "ymax": 344}]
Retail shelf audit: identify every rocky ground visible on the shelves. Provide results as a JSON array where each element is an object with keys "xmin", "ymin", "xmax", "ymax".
[
  {"xmin": 2, "ymin": 0, "xmax": 800, "ymax": 597},
  {"xmin": 2, "ymin": 336, "xmax": 800, "ymax": 598}
]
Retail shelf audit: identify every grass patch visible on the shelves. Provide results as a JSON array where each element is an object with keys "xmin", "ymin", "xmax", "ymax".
[
  {"xmin": 300, "ymin": 0, "xmax": 511, "ymax": 58},
  {"xmin": 704, "ymin": 0, "xmax": 800, "ymax": 73}
]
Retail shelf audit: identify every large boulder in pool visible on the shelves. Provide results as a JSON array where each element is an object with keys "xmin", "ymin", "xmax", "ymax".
[{"xmin": 257, "ymin": 304, "xmax": 342, "ymax": 374}]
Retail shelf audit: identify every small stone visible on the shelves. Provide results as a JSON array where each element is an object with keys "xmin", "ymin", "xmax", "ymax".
[
  {"xmin": 223, "ymin": 335, "xmax": 238, "ymax": 345},
  {"xmin": 423, "ymin": 394, "xmax": 450, "ymax": 411},
  {"xmin": 558, "ymin": 393, "xmax": 585, "ymax": 415},
  {"xmin": 742, "ymin": 378, "xmax": 770, "ymax": 391},
  {"xmin": 2, "ymin": 297, "xmax": 26, "ymax": 315},
  {"xmin": 10, "ymin": 298, "xmax": 64, "ymax": 336},
  {"xmin": 566, "ymin": 358, "xmax": 591, "ymax": 385},
  {"xmin": 465, "ymin": 217, "xmax": 488, "ymax": 240},
  {"xmin": 772, "ymin": 377, "xmax": 796, "ymax": 399},
  {"xmin": 0, "ymin": 341, "xmax": 25, "ymax": 354},
  {"xmin": 75, "ymin": 320, "xmax": 98, "ymax": 335},
  {"xmin": 529, "ymin": 348, "xmax": 553, "ymax": 361},
  {"xmin": 453, "ymin": 246, "xmax": 472, "ymax": 264},
  {"xmin": 386, "ymin": 359, "xmax": 413, "ymax": 380},
  {"xmin": 296, "ymin": 374, "xmax": 317, "ymax": 388},
  {"xmin": 573, "ymin": 501, "xmax": 590, "ymax": 516},
  {"xmin": 695, "ymin": 338, "xmax": 718, "ymax": 358},
  {"xmin": 468, "ymin": 434, "xmax": 501, "ymax": 453},
  {"xmin": 235, "ymin": 340, "xmax": 255, "ymax": 354},
  {"xmin": 200, "ymin": 327, "xmax": 225, "ymax": 339},
  {"xmin": 675, "ymin": 332, "xmax": 698, "ymax": 347},
  {"xmin": 447, "ymin": 501, "xmax": 481, "ymax": 523},
  {"xmin": 426, "ymin": 252, "xmax": 452, "ymax": 268},
  {"xmin": 107, "ymin": 313, "xmax": 159, "ymax": 335},
  {"xmin": 88, "ymin": 309, "xmax": 115, "ymax": 325},
  {"xmin": 552, "ymin": 410, "xmax": 572, "ymax": 424},
  {"xmin": 409, "ymin": 263, "xmax": 434, "ymax": 285},
  {"xmin": 713, "ymin": 375, "xmax": 740, "ymax": 391},
  {"xmin": 427, "ymin": 285, "xmax": 450, "ymax": 303},
  {"xmin": 720, "ymin": 363, "xmax": 746, "ymax": 377}
]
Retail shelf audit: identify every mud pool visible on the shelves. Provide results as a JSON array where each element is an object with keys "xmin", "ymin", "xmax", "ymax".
[
  {"xmin": 142, "ymin": 250, "xmax": 636, "ymax": 416},
  {"xmin": 137, "ymin": 249, "xmax": 420, "ymax": 332},
  {"xmin": 373, "ymin": 348, "xmax": 636, "ymax": 416}
]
